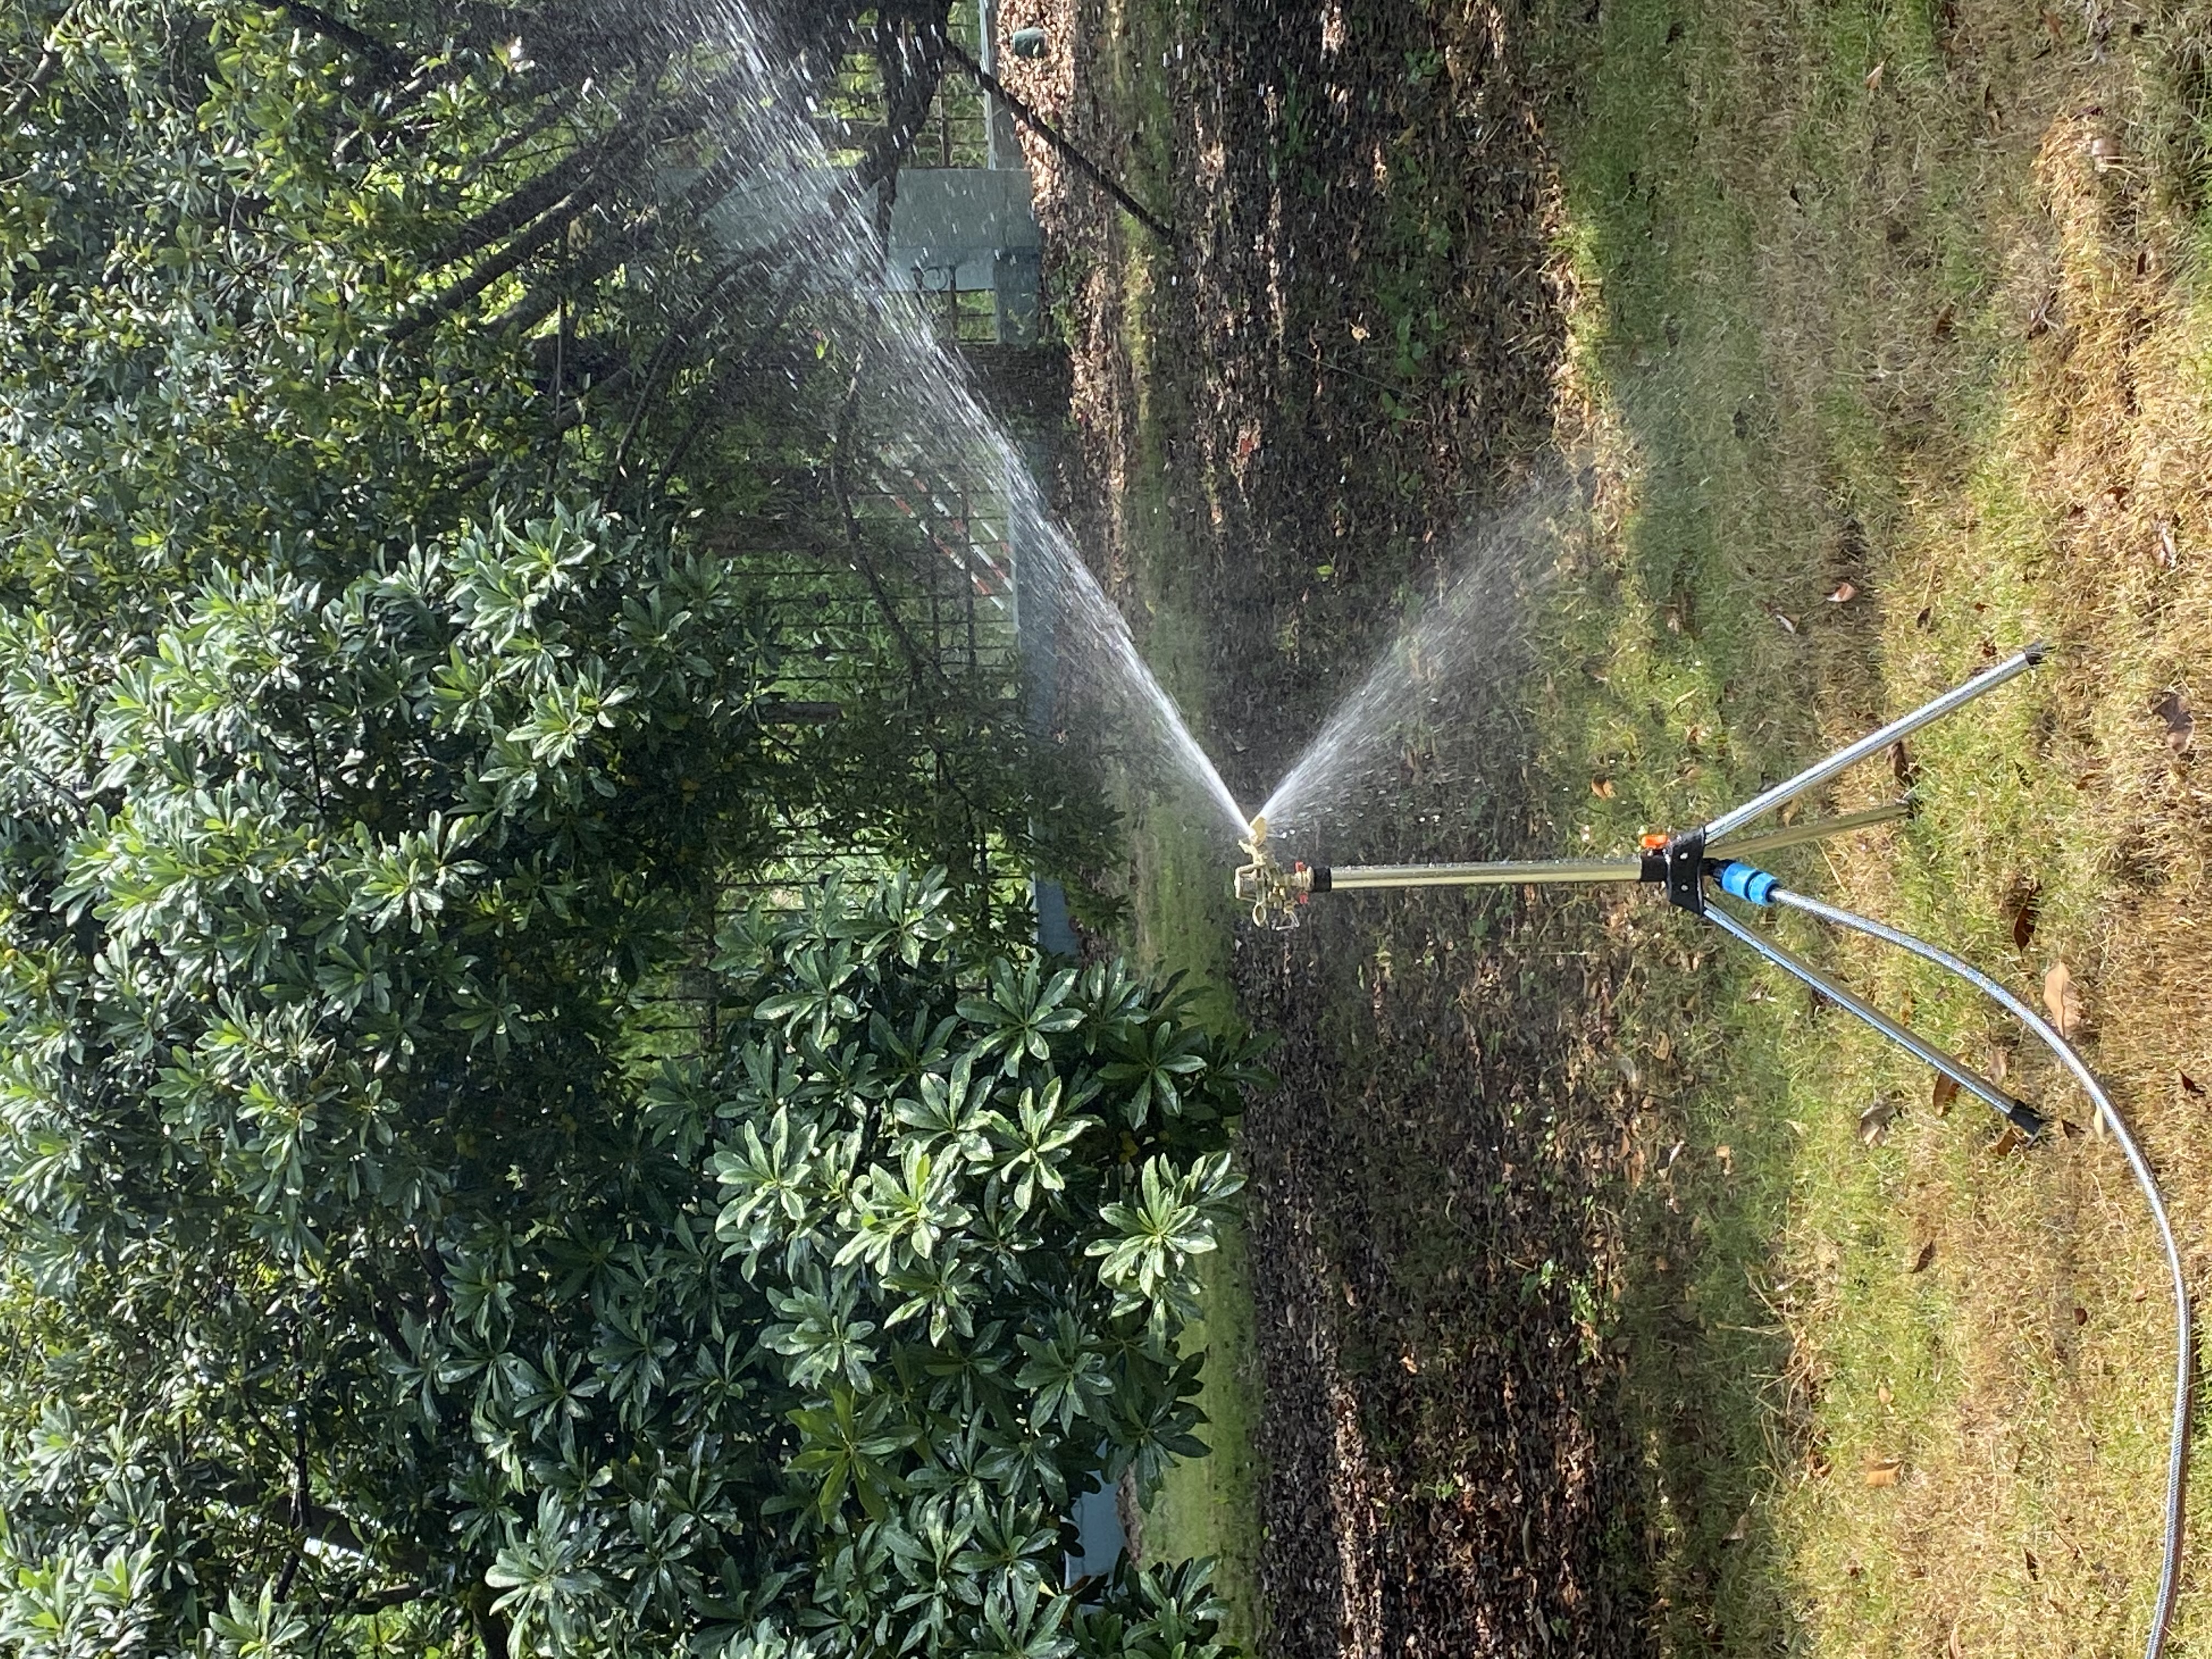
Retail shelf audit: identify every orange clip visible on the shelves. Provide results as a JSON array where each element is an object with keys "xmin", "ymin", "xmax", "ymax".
[{"xmin": 1640, "ymin": 833, "xmax": 1668, "ymax": 850}]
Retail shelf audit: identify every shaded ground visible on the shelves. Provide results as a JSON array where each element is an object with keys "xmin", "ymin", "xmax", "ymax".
[
  {"xmin": 1002, "ymin": 4, "xmax": 1659, "ymax": 1655},
  {"xmin": 1000, "ymin": 0, "xmax": 2212, "ymax": 1654}
]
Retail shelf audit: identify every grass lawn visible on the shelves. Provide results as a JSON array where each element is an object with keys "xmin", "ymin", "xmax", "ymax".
[
  {"xmin": 1539, "ymin": 0, "xmax": 2212, "ymax": 1650},
  {"xmin": 1092, "ymin": 22, "xmax": 1268, "ymax": 1637}
]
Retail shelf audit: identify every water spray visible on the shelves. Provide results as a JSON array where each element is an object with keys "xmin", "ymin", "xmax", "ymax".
[{"xmin": 1238, "ymin": 642, "xmax": 2192, "ymax": 1659}]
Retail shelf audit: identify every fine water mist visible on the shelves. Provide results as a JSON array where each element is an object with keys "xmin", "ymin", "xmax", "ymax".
[
  {"xmin": 1256, "ymin": 485, "xmax": 1571, "ymax": 842},
  {"xmin": 663, "ymin": 1, "xmax": 1247, "ymax": 838}
]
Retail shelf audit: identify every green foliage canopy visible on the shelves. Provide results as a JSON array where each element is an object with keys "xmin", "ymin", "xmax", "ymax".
[
  {"xmin": 0, "ymin": 509, "xmax": 1257, "ymax": 1651},
  {"xmin": 0, "ymin": 4, "xmax": 1251, "ymax": 1656}
]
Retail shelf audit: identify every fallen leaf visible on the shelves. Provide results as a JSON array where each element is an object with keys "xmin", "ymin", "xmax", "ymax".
[
  {"xmin": 1400, "ymin": 1350, "xmax": 1419, "ymax": 1374},
  {"xmin": 2074, "ymin": 1305, "xmax": 2089, "ymax": 1325},
  {"xmin": 1932, "ymin": 1074, "xmax": 1960, "ymax": 1115},
  {"xmin": 1716, "ymin": 1143, "xmax": 1734, "ymax": 1176},
  {"xmin": 1865, "ymin": 61, "xmax": 1886, "ymax": 90},
  {"xmin": 2182, "ymin": 1071, "xmax": 2204, "ymax": 1096},
  {"xmin": 2024, "ymin": 1545, "xmax": 2041, "ymax": 1581},
  {"xmin": 1864, "ymin": 1457, "xmax": 1902, "ymax": 1487},
  {"xmin": 2044, "ymin": 961, "xmax": 2084, "ymax": 1036},
  {"xmin": 2156, "ymin": 520, "xmax": 2179, "ymax": 569},
  {"xmin": 1827, "ymin": 581, "xmax": 1859, "ymax": 603},
  {"xmin": 1991, "ymin": 1124, "xmax": 2028, "ymax": 1156},
  {"xmin": 1859, "ymin": 1096, "xmax": 1899, "ymax": 1146},
  {"xmin": 2153, "ymin": 690, "xmax": 2194, "ymax": 755},
  {"xmin": 1910, "ymin": 1238, "xmax": 1937, "ymax": 1274},
  {"xmin": 1591, "ymin": 777, "xmax": 1616, "ymax": 798},
  {"xmin": 1950, "ymin": 1617, "xmax": 1967, "ymax": 1659},
  {"xmin": 2008, "ymin": 882, "xmax": 2040, "ymax": 950},
  {"xmin": 1892, "ymin": 739, "xmax": 1917, "ymax": 786},
  {"xmin": 1932, "ymin": 302, "xmax": 1956, "ymax": 341},
  {"xmin": 2089, "ymin": 135, "xmax": 2123, "ymax": 171},
  {"xmin": 1723, "ymin": 1509, "xmax": 1750, "ymax": 1544},
  {"xmin": 1770, "ymin": 608, "xmax": 1800, "ymax": 634},
  {"xmin": 1877, "ymin": 1381, "xmax": 1893, "ymax": 1405},
  {"xmin": 1988, "ymin": 1045, "xmax": 2009, "ymax": 1084}
]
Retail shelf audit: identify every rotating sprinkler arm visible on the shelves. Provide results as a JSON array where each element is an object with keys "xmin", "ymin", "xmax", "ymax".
[{"xmin": 1233, "ymin": 815, "xmax": 1313, "ymax": 930}]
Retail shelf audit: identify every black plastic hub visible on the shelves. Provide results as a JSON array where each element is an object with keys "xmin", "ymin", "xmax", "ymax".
[{"xmin": 1638, "ymin": 828, "xmax": 1708, "ymax": 913}]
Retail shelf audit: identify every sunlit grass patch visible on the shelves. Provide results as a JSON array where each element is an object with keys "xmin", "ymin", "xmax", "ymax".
[{"xmin": 1541, "ymin": 0, "xmax": 2212, "ymax": 1650}]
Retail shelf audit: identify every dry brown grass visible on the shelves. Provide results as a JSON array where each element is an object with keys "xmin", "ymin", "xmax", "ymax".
[{"xmin": 1549, "ymin": 0, "xmax": 2212, "ymax": 1649}]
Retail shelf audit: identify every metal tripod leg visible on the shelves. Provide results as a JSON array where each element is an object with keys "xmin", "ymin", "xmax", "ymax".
[
  {"xmin": 1700, "ymin": 900, "xmax": 2044, "ymax": 1136},
  {"xmin": 1708, "ymin": 799, "xmax": 1911, "ymax": 860},
  {"xmin": 1703, "ymin": 644, "xmax": 2045, "ymax": 842}
]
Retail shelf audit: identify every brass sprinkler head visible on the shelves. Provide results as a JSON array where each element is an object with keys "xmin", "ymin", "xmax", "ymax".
[{"xmin": 1232, "ymin": 812, "xmax": 1313, "ymax": 930}]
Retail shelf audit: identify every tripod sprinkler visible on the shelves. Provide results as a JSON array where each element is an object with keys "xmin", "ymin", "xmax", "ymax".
[{"xmin": 1238, "ymin": 641, "xmax": 2193, "ymax": 1659}]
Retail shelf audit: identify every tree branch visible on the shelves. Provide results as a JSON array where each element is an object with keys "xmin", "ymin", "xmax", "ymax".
[
  {"xmin": 281, "ymin": 2, "xmax": 409, "ymax": 82},
  {"xmin": 3, "ymin": 50, "xmax": 56, "ymax": 125}
]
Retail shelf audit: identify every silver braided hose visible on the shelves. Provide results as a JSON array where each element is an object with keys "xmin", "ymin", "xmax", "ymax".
[{"xmin": 1766, "ymin": 884, "xmax": 2191, "ymax": 1659}]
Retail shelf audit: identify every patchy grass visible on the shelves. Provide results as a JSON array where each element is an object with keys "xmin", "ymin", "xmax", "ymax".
[
  {"xmin": 1079, "ymin": 3, "xmax": 1268, "ymax": 1638},
  {"xmin": 1541, "ymin": 0, "xmax": 2212, "ymax": 1651}
]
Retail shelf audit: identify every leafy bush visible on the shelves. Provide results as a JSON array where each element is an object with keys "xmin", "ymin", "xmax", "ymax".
[{"xmin": 0, "ymin": 526, "xmax": 1259, "ymax": 1649}]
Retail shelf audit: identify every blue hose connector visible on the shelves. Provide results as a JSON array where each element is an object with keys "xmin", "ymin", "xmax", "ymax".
[{"xmin": 1716, "ymin": 860, "xmax": 1779, "ymax": 905}]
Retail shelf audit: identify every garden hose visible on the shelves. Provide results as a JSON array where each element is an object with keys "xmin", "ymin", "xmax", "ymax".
[{"xmin": 1748, "ymin": 878, "xmax": 2192, "ymax": 1659}]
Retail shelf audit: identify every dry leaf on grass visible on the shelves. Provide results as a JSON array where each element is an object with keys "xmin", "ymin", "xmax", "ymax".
[
  {"xmin": 2044, "ymin": 962, "xmax": 2084, "ymax": 1036},
  {"xmin": 1827, "ymin": 581, "xmax": 1858, "ymax": 603},
  {"xmin": 1859, "ymin": 1096, "xmax": 1898, "ymax": 1146},
  {"xmin": 1723, "ymin": 1509, "xmax": 1750, "ymax": 1544},
  {"xmin": 1877, "ymin": 1381, "xmax": 1893, "ymax": 1405},
  {"xmin": 1865, "ymin": 61, "xmax": 1885, "ymax": 90},
  {"xmin": 2153, "ymin": 691, "xmax": 2194, "ymax": 755},
  {"xmin": 1910, "ymin": 1239, "xmax": 1937, "ymax": 1274},
  {"xmin": 1590, "ymin": 777, "xmax": 1615, "ymax": 798},
  {"xmin": 1932, "ymin": 1074, "xmax": 1959, "ymax": 1115},
  {"xmin": 1991, "ymin": 1124, "xmax": 2028, "ymax": 1156},
  {"xmin": 2007, "ymin": 882, "xmax": 2039, "ymax": 950},
  {"xmin": 1769, "ymin": 608, "xmax": 1799, "ymax": 634},
  {"xmin": 1864, "ymin": 1457, "xmax": 1901, "ymax": 1487},
  {"xmin": 2181, "ymin": 1071, "xmax": 2204, "ymax": 1097}
]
